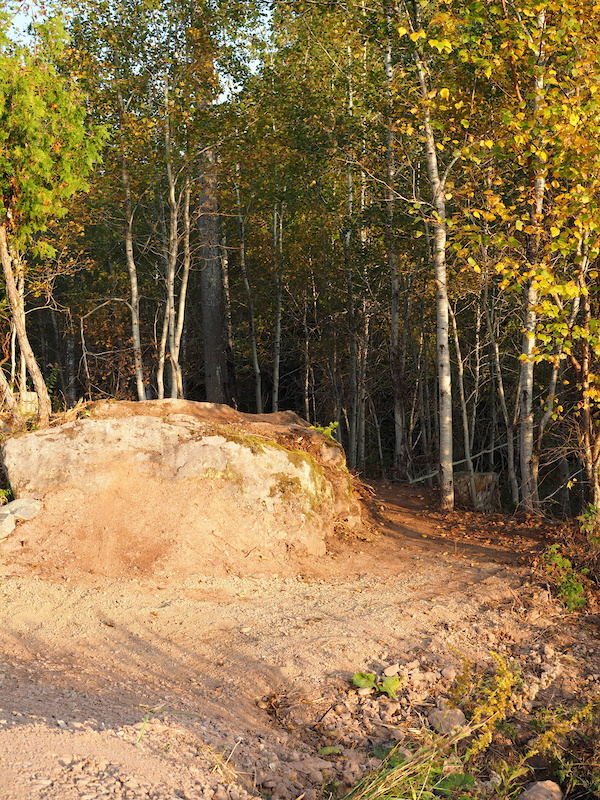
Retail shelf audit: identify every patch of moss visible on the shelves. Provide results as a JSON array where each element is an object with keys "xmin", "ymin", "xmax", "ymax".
[
  {"xmin": 198, "ymin": 424, "xmax": 272, "ymax": 455},
  {"xmin": 200, "ymin": 463, "xmax": 244, "ymax": 489},
  {"xmin": 269, "ymin": 474, "xmax": 303, "ymax": 500}
]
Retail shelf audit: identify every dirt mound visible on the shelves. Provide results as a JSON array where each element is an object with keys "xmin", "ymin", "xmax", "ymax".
[{"xmin": 0, "ymin": 400, "xmax": 364, "ymax": 580}]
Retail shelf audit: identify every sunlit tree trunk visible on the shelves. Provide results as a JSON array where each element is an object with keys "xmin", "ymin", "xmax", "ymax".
[
  {"xmin": 413, "ymin": 27, "xmax": 454, "ymax": 510},
  {"xmin": 518, "ymin": 10, "xmax": 546, "ymax": 513},
  {"xmin": 117, "ymin": 89, "xmax": 145, "ymax": 402},
  {"xmin": 0, "ymin": 222, "xmax": 51, "ymax": 426}
]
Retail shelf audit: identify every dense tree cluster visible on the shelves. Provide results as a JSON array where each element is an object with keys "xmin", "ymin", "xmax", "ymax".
[{"xmin": 3, "ymin": 0, "xmax": 600, "ymax": 514}]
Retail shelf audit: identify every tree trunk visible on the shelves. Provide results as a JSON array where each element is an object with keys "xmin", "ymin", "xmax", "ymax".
[
  {"xmin": 413, "ymin": 36, "xmax": 454, "ymax": 510},
  {"xmin": 117, "ymin": 89, "xmax": 145, "ymax": 402},
  {"xmin": 0, "ymin": 222, "xmax": 51, "ymax": 426},
  {"xmin": 518, "ymin": 9, "xmax": 547, "ymax": 513},
  {"xmin": 235, "ymin": 169, "xmax": 262, "ymax": 413},
  {"xmin": 198, "ymin": 148, "xmax": 230, "ymax": 405},
  {"xmin": 172, "ymin": 182, "xmax": 191, "ymax": 398},
  {"xmin": 449, "ymin": 304, "xmax": 477, "ymax": 507},
  {"xmin": 164, "ymin": 85, "xmax": 180, "ymax": 400}
]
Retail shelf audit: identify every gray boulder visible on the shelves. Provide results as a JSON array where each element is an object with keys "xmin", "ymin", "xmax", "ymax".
[{"xmin": 0, "ymin": 400, "xmax": 363, "ymax": 578}]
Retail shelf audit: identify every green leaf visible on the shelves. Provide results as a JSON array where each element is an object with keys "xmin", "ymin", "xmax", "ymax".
[
  {"xmin": 318, "ymin": 746, "xmax": 342, "ymax": 755},
  {"xmin": 353, "ymin": 672, "xmax": 376, "ymax": 689},
  {"xmin": 380, "ymin": 675, "xmax": 402, "ymax": 699}
]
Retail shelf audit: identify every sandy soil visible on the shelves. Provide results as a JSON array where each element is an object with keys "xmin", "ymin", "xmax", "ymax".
[{"xmin": 0, "ymin": 483, "xmax": 598, "ymax": 800}]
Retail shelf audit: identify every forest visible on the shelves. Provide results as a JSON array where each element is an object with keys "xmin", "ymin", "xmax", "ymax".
[{"xmin": 1, "ymin": 0, "xmax": 600, "ymax": 515}]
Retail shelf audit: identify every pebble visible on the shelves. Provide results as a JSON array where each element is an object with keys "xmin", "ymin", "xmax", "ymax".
[{"xmin": 441, "ymin": 666, "xmax": 457, "ymax": 681}]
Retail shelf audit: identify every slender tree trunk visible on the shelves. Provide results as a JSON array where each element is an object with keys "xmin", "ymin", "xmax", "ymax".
[
  {"xmin": 414, "ymin": 36, "xmax": 454, "ymax": 510},
  {"xmin": 271, "ymin": 204, "xmax": 284, "ymax": 413},
  {"xmin": 164, "ymin": 85, "xmax": 180, "ymax": 399},
  {"xmin": 0, "ymin": 222, "xmax": 51, "ymax": 426},
  {"xmin": 518, "ymin": 10, "xmax": 546, "ymax": 512},
  {"xmin": 172, "ymin": 182, "xmax": 191, "ymax": 398},
  {"xmin": 302, "ymin": 300, "xmax": 311, "ymax": 422},
  {"xmin": 384, "ymin": 4, "xmax": 405, "ymax": 479},
  {"xmin": 449, "ymin": 304, "xmax": 476, "ymax": 506},
  {"xmin": 198, "ymin": 148, "xmax": 229, "ymax": 405},
  {"xmin": 16, "ymin": 265, "xmax": 27, "ymax": 398},
  {"xmin": 485, "ymin": 298, "xmax": 519, "ymax": 504},
  {"xmin": 117, "ymin": 90, "xmax": 145, "ymax": 402},
  {"xmin": 469, "ymin": 296, "xmax": 482, "ymax": 454},
  {"xmin": 234, "ymin": 169, "xmax": 262, "ymax": 413},
  {"xmin": 0, "ymin": 363, "xmax": 22, "ymax": 426},
  {"xmin": 356, "ymin": 304, "xmax": 370, "ymax": 470}
]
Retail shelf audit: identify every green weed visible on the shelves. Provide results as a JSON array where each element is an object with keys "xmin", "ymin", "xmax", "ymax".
[
  {"xmin": 310, "ymin": 421, "xmax": 339, "ymax": 440},
  {"xmin": 352, "ymin": 671, "xmax": 402, "ymax": 700},
  {"xmin": 544, "ymin": 544, "xmax": 588, "ymax": 611}
]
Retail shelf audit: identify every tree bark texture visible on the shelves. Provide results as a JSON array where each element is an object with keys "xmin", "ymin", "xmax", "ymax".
[
  {"xmin": 198, "ymin": 149, "xmax": 230, "ymax": 405},
  {"xmin": 0, "ymin": 222, "xmax": 51, "ymax": 426},
  {"xmin": 414, "ymin": 42, "xmax": 454, "ymax": 511}
]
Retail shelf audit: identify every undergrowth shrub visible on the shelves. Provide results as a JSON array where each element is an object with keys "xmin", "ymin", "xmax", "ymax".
[{"xmin": 341, "ymin": 655, "xmax": 600, "ymax": 800}]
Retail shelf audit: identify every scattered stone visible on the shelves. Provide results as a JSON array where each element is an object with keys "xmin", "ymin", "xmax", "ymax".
[
  {"xmin": 3, "ymin": 498, "xmax": 43, "ymax": 521},
  {"xmin": 441, "ymin": 666, "xmax": 457, "ymax": 681},
  {"xmin": 428, "ymin": 705, "xmax": 466, "ymax": 734},
  {"xmin": 383, "ymin": 664, "xmax": 400, "ymax": 677},
  {"xmin": 517, "ymin": 781, "xmax": 563, "ymax": 800},
  {"xmin": 0, "ymin": 513, "xmax": 15, "ymax": 540}
]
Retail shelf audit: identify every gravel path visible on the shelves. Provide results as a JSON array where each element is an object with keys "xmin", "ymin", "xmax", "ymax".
[{"xmin": 0, "ymin": 486, "xmax": 597, "ymax": 799}]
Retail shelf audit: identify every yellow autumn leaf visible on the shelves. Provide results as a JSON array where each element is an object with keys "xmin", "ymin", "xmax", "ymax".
[
  {"xmin": 397, "ymin": 26, "xmax": 408, "ymax": 37},
  {"xmin": 440, "ymin": 87, "xmax": 450, "ymax": 100},
  {"xmin": 550, "ymin": 226, "xmax": 560, "ymax": 237}
]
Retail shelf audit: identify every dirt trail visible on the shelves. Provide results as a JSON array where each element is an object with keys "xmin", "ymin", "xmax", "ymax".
[{"xmin": 0, "ymin": 484, "xmax": 597, "ymax": 800}]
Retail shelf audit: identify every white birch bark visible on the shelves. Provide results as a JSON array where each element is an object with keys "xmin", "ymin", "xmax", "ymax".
[
  {"xmin": 413, "ymin": 41, "xmax": 454, "ymax": 510},
  {"xmin": 117, "ymin": 89, "xmax": 145, "ymax": 402}
]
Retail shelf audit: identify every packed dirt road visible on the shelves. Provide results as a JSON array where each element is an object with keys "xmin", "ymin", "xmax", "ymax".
[{"xmin": 0, "ymin": 484, "xmax": 597, "ymax": 800}]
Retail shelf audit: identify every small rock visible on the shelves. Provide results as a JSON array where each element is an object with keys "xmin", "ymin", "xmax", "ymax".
[
  {"xmin": 3, "ymin": 498, "xmax": 42, "ymax": 521},
  {"xmin": 517, "ymin": 780, "xmax": 563, "ymax": 800},
  {"xmin": 357, "ymin": 687, "xmax": 372, "ymax": 697},
  {"xmin": 428, "ymin": 706, "xmax": 466, "ymax": 734},
  {"xmin": 383, "ymin": 664, "xmax": 400, "ymax": 677},
  {"xmin": 441, "ymin": 666, "xmax": 457, "ymax": 681},
  {"xmin": 0, "ymin": 514, "xmax": 15, "ymax": 540}
]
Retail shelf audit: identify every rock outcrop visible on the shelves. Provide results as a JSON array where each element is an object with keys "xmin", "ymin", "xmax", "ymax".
[{"xmin": 0, "ymin": 400, "xmax": 363, "ymax": 578}]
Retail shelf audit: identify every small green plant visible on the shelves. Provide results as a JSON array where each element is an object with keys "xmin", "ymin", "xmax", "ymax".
[
  {"xmin": 0, "ymin": 486, "xmax": 14, "ymax": 504},
  {"xmin": 353, "ymin": 672, "xmax": 402, "ymax": 700},
  {"xmin": 544, "ymin": 544, "xmax": 588, "ymax": 611},
  {"xmin": 339, "ymin": 728, "xmax": 477, "ymax": 800},
  {"xmin": 578, "ymin": 503, "xmax": 600, "ymax": 549},
  {"xmin": 310, "ymin": 421, "xmax": 339, "ymax": 440}
]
